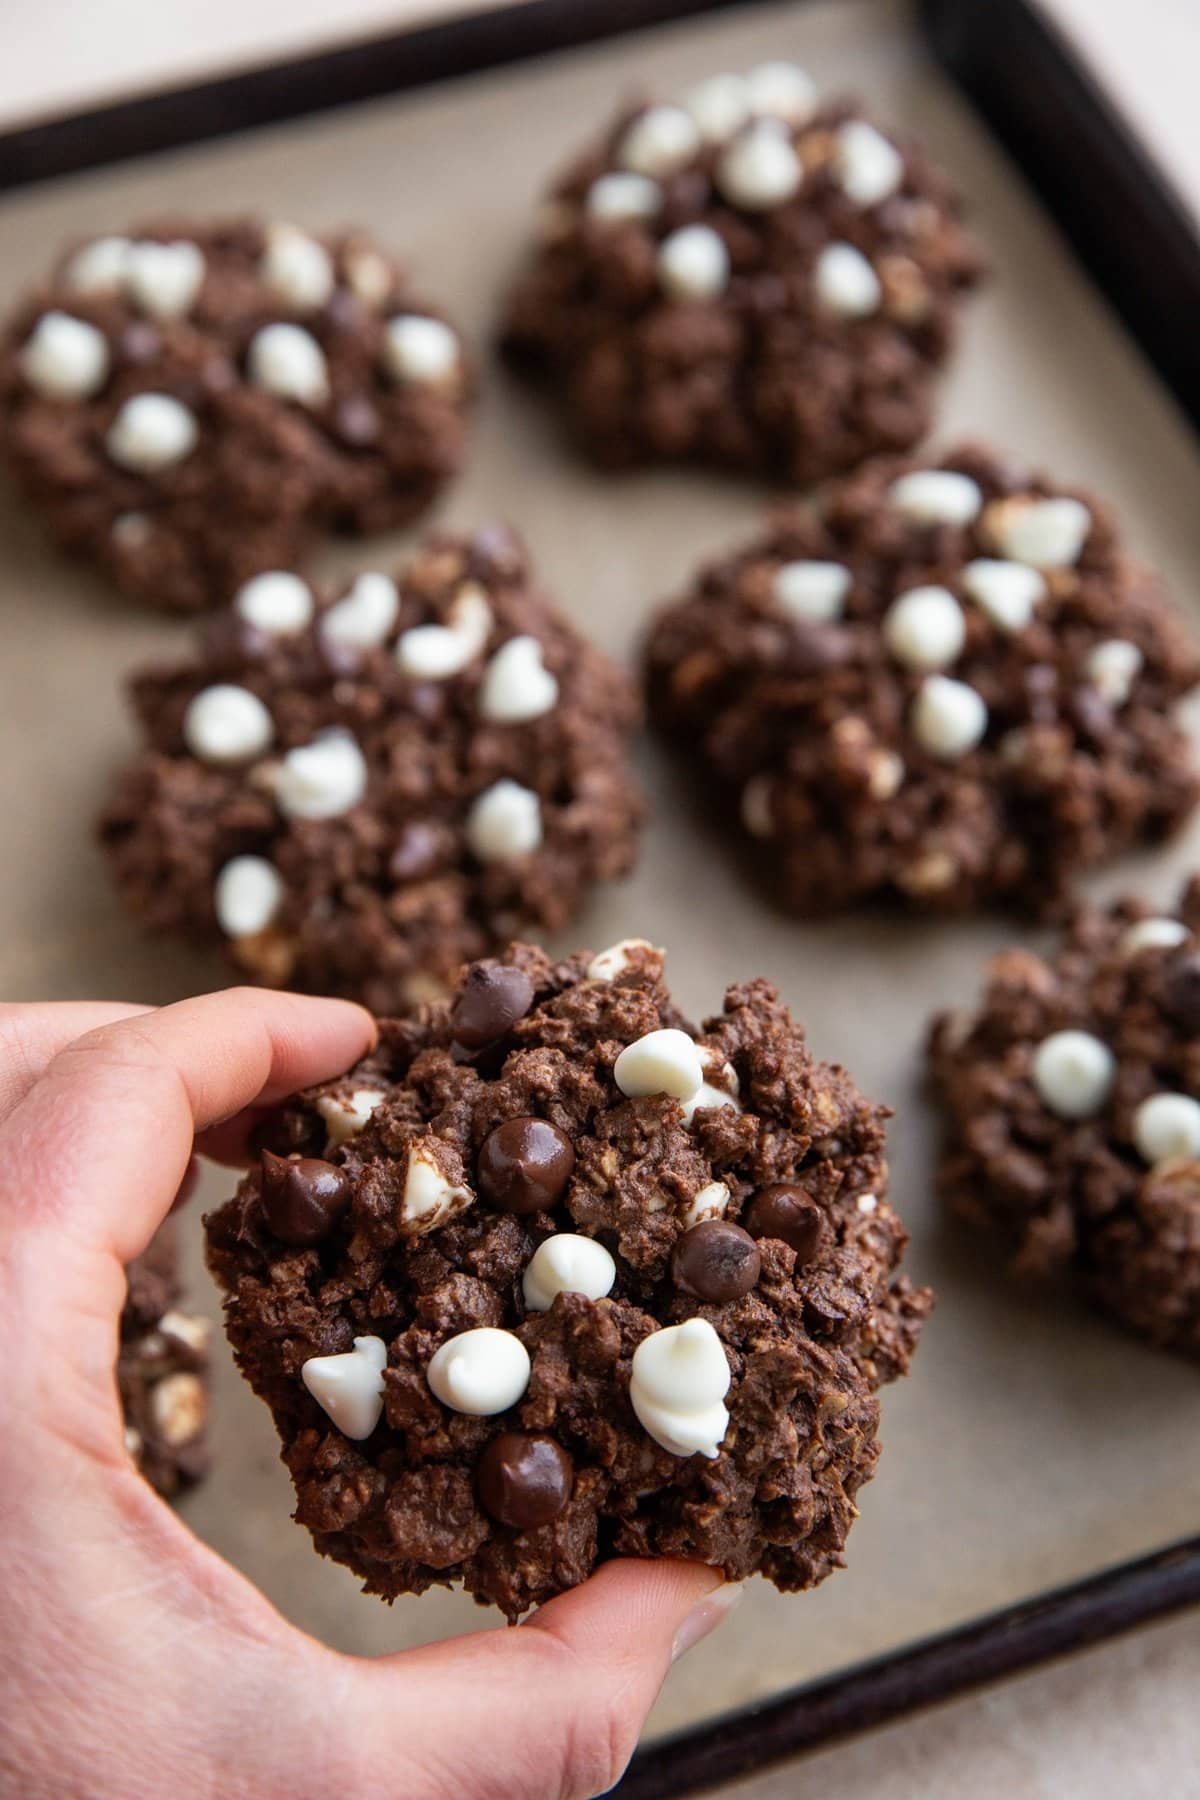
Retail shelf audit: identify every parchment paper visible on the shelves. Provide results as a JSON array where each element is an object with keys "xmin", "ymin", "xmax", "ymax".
[{"xmin": 2, "ymin": 0, "xmax": 1198, "ymax": 1742}]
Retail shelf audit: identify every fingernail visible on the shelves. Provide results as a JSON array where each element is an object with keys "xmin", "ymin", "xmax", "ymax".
[{"xmin": 671, "ymin": 1581, "xmax": 745, "ymax": 1664}]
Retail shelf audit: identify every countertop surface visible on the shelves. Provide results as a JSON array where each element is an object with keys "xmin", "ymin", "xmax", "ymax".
[{"xmin": 2, "ymin": 3, "xmax": 1197, "ymax": 1797}]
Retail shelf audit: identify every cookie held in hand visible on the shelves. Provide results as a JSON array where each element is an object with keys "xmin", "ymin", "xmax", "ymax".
[
  {"xmin": 204, "ymin": 940, "xmax": 931, "ymax": 1619},
  {"xmin": 930, "ymin": 881, "xmax": 1200, "ymax": 1357},
  {"xmin": 501, "ymin": 63, "xmax": 983, "ymax": 482},
  {"xmin": 0, "ymin": 219, "xmax": 470, "ymax": 611},
  {"xmin": 99, "ymin": 525, "xmax": 643, "ymax": 1014},
  {"xmin": 646, "ymin": 443, "xmax": 1200, "ymax": 917}
]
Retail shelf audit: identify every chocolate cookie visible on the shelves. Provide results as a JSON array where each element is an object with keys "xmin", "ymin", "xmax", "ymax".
[
  {"xmin": 500, "ymin": 64, "xmax": 983, "ymax": 481},
  {"xmin": 930, "ymin": 882, "xmax": 1200, "ymax": 1357},
  {"xmin": 203, "ymin": 939, "xmax": 931, "ymax": 1619},
  {"xmin": 0, "ymin": 219, "xmax": 470, "ymax": 612},
  {"xmin": 99, "ymin": 526, "xmax": 643, "ymax": 1011},
  {"xmin": 646, "ymin": 443, "xmax": 1200, "ymax": 917},
  {"xmin": 121, "ymin": 1224, "xmax": 211, "ymax": 1497}
]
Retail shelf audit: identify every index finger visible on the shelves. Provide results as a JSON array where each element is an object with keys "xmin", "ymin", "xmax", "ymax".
[{"xmin": 0, "ymin": 987, "xmax": 375, "ymax": 1265}]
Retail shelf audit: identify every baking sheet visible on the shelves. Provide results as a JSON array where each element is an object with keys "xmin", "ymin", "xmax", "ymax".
[{"xmin": 2, "ymin": 0, "xmax": 1199, "ymax": 1746}]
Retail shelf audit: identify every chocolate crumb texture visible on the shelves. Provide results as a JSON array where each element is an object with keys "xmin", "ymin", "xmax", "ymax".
[
  {"xmin": 0, "ymin": 219, "xmax": 471, "ymax": 612},
  {"xmin": 646, "ymin": 442, "xmax": 1200, "ymax": 918},
  {"xmin": 120, "ymin": 1222, "xmax": 211, "ymax": 1498},
  {"xmin": 204, "ymin": 938, "xmax": 931, "ymax": 1620},
  {"xmin": 500, "ymin": 63, "xmax": 983, "ymax": 483},
  {"xmin": 98, "ymin": 525, "xmax": 644, "ymax": 1014},
  {"xmin": 929, "ymin": 880, "xmax": 1200, "ymax": 1357}
]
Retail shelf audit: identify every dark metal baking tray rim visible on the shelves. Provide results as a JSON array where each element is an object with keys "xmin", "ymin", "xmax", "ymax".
[{"xmin": 2, "ymin": 0, "xmax": 1198, "ymax": 1790}]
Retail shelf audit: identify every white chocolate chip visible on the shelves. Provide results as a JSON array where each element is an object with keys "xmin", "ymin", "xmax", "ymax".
[
  {"xmin": 657, "ymin": 224, "xmax": 730, "ymax": 301},
  {"xmin": 629, "ymin": 1317, "xmax": 730, "ymax": 1459},
  {"xmin": 479, "ymin": 635, "xmax": 558, "ymax": 722},
  {"xmin": 1031, "ymin": 1029, "xmax": 1115, "ymax": 1120},
  {"xmin": 718, "ymin": 121, "xmax": 802, "ymax": 210},
  {"xmin": 396, "ymin": 581, "xmax": 493, "ymax": 680},
  {"xmin": 247, "ymin": 322, "xmax": 329, "ymax": 406},
  {"xmin": 261, "ymin": 225, "xmax": 334, "ymax": 311},
  {"xmin": 214, "ymin": 855, "xmax": 284, "ymax": 936},
  {"xmin": 988, "ymin": 496, "xmax": 1091, "ymax": 567},
  {"xmin": 857, "ymin": 1192, "xmax": 878, "ymax": 1215},
  {"xmin": 316, "ymin": 1087, "xmax": 384, "ymax": 1147},
  {"xmin": 960, "ymin": 558, "xmax": 1045, "ymax": 632},
  {"xmin": 158, "ymin": 1310, "xmax": 211, "ymax": 1354},
  {"xmin": 1120, "ymin": 917, "xmax": 1190, "ymax": 956},
  {"xmin": 1133, "ymin": 1092, "xmax": 1200, "ymax": 1167},
  {"xmin": 586, "ymin": 938, "xmax": 661, "ymax": 981},
  {"xmin": 682, "ymin": 1181, "xmax": 730, "ymax": 1228},
  {"xmin": 772, "ymin": 560, "xmax": 851, "ymax": 624},
  {"xmin": 106, "ymin": 393, "xmax": 198, "ymax": 472},
  {"xmin": 149, "ymin": 1372, "xmax": 208, "ymax": 1447},
  {"xmin": 522, "ymin": 1234, "xmax": 616, "ymax": 1311},
  {"xmin": 835, "ymin": 119, "xmax": 904, "ymax": 206},
  {"xmin": 684, "ymin": 72, "xmax": 750, "ymax": 143},
  {"xmin": 882, "ymin": 585, "xmax": 966, "ymax": 671},
  {"xmin": 426, "ymin": 1327, "xmax": 531, "ymax": 1416},
  {"xmin": 21, "ymin": 312, "xmax": 110, "ymax": 399},
  {"xmin": 680, "ymin": 1048, "xmax": 742, "ymax": 1126},
  {"xmin": 345, "ymin": 246, "xmax": 392, "ymax": 308},
  {"xmin": 614, "ymin": 1028, "xmax": 703, "ymax": 1103},
  {"xmin": 234, "ymin": 570, "xmax": 314, "ymax": 634},
  {"xmin": 889, "ymin": 470, "xmax": 983, "ymax": 526},
  {"xmin": 1085, "ymin": 639, "xmax": 1143, "ymax": 708},
  {"xmin": 464, "ymin": 779, "xmax": 543, "ymax": 861},
  {"xmin": 301, "ymin": 1335, "xmax": 387, "ymax": 1439},
  {"xmin": 910, "ymin": 675, "xmax": 987, "ymax": 759},
  {"xmin": 125, "ymin": 240, "xmax": 205, "ymax": 319},
  {"xmin": 814, "ymin": 242, "xmax": 882, "ymax": 317},
  {"xmin": 585, "ymin": 172, "xmax": 662, "ymax": 221},
  {"xmin": 384, "ymin": 314, "xmax": 459, "ymax": 384},
  {"xmin": 740, "ymin": 774, "xmax": 774, "ymax": 838},
  {"xmin": 744, "ymin": 60, "xmax": 817, "ymax": 124},
  {"xmin": 399, "ymin": 1140, "xmax": 474, "ymax": 1237},
  {"xmin": 273, "ymin": 730, "xmax": 368, "ymax": 819},
  {"xmin": 66, "ymin": 235, "xmax": 133, "ymax": 292},
  {"xmin": 619, "ymin": 105, "xmax": 701, "ymax": 177},
  {"xmin": 321, "ymin": 571, "xmax": 400, "ymax": 649},
  {"xmin": 183, "ymin": 684, "xmax": 274, "ymax": 764}
]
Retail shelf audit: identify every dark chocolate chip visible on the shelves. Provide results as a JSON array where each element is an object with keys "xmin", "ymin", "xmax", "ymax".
[
  {"xmin": 1163, "ymin": 954, "xmax": 1200, "ymax": 1036},
  {"xmin": 671, "ymin": 1219, "xmax": 761, "ymax": 1302},
  {"xmin": 743, "ymin": 1184, "xmax": 826, "ymax": 1265},
  {"xmin": 202, "ymin": 610, "xmax": 273, "ymax": 666},
  {"xmin": 334, "ymin": 396, "xmax": 380, "ymax": 447},
  {"xmin": 469, "ymin": 522, "xmax": 525, "ymax": 582},
  {"xmin": 476, "ymin": 1432, "xmax": 573, "ymax": 1529},
  {"xmin": 117, "ymin": 321, "xmax": 161, "ymax": 366},
  {"xmin": 450, "ymin": 962, "xmax": 535, "ymax": 1052},
  {"xmin": 788, "ymin": 623, "xmax": 851, "ymax": 675},
  {"xmin": 260, "ymin": 1150, "xmax": 351, "ymax": 1246},
  {"xmin": 1070, "ymin": 686, "xmax": 1114, "ymax": 743},
  {"xmin": 388, "ymin": 822, "xmax": 450, "ymax": 884},
  {"xmin": 477, "ymin": 1117, "xmax": 574, "ymax": 1215}
]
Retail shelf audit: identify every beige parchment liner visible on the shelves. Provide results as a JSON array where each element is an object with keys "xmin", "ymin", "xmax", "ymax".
[{"xmin": 2, "ymin": 0, "xmax": 1198, "ymax": 1744}]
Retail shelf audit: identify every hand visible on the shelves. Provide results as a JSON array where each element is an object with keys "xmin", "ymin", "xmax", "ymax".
[{"xmin": 0, "ymin": 991, "xmax": 739, "ymax": 1800}]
